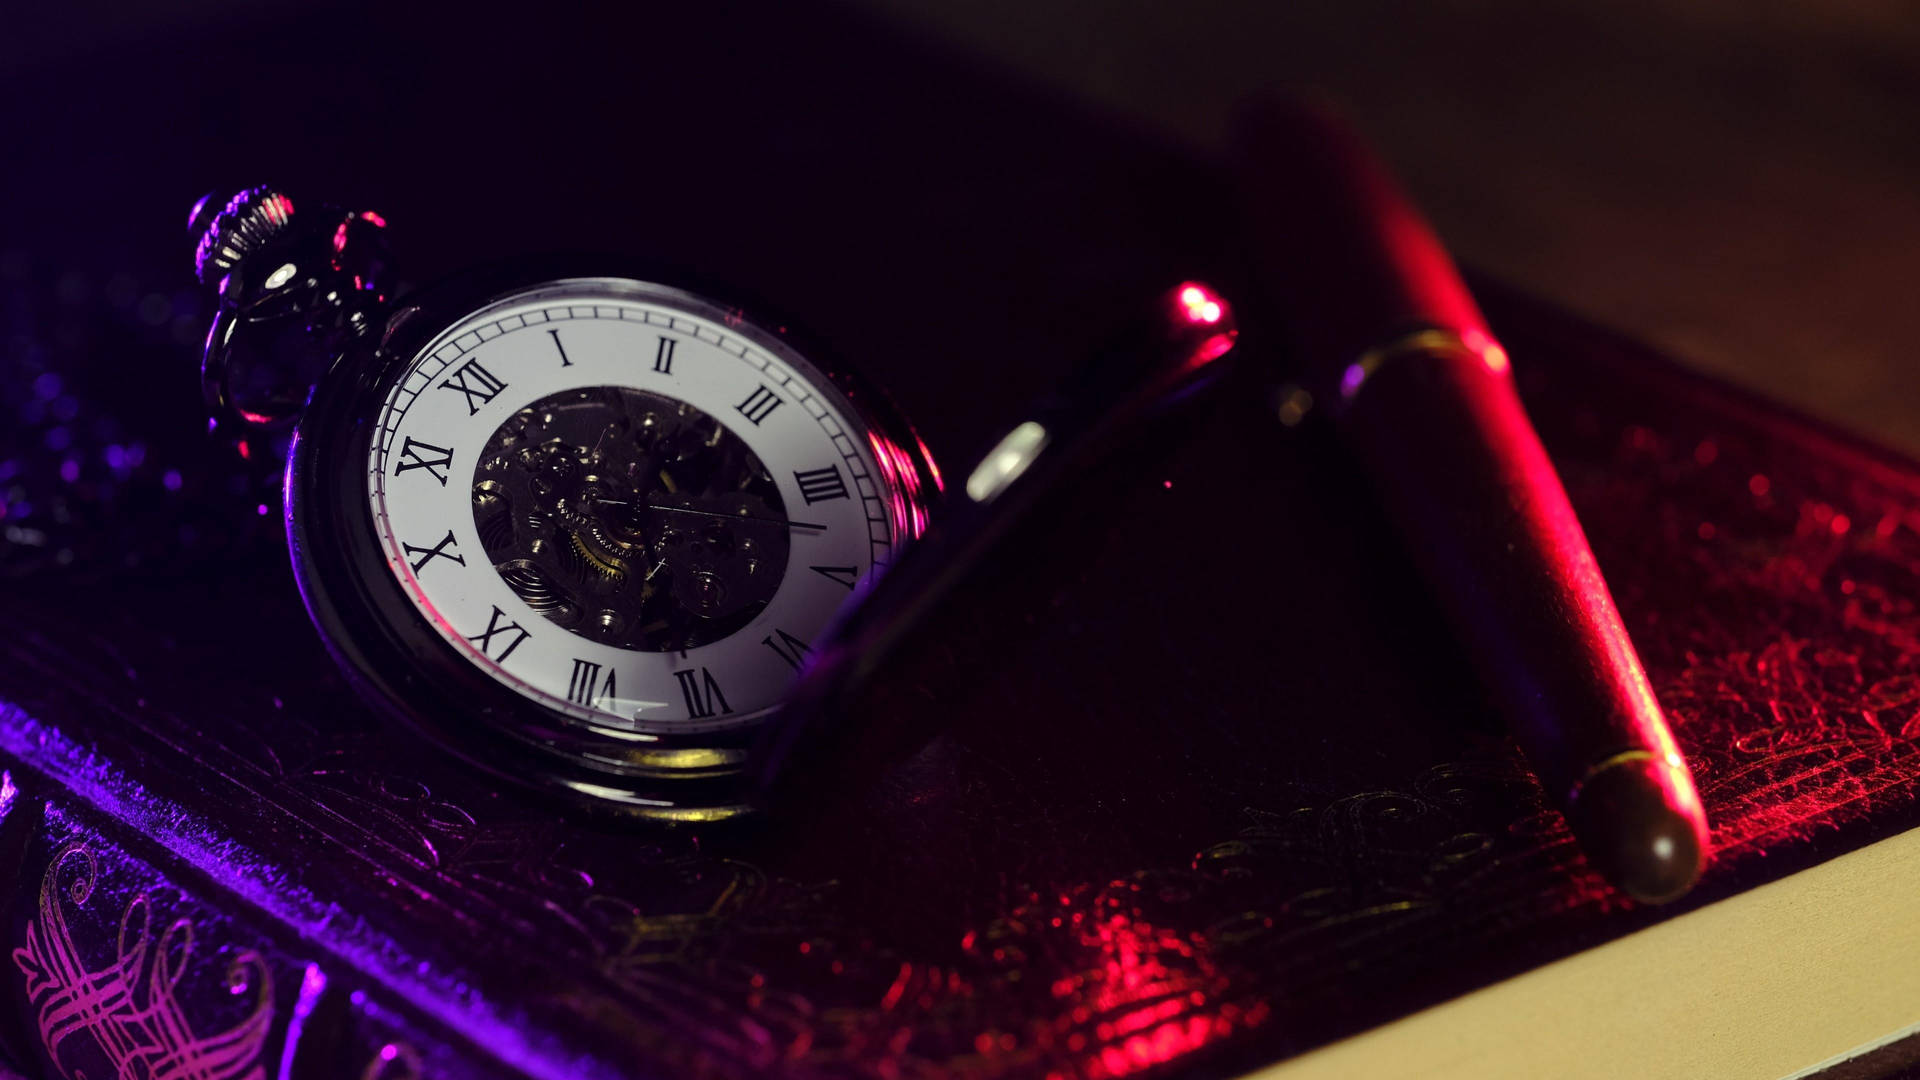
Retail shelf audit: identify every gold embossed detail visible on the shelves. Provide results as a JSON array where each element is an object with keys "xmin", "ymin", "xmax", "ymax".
[{"xmin": 9, "ymin": 844, "xmax": 274, "ymax": 1080}]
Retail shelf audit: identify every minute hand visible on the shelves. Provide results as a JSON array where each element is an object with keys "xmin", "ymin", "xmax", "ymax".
[{"xmin": 593, "ymin": 500, "xmax": 826, "ymax": 531}]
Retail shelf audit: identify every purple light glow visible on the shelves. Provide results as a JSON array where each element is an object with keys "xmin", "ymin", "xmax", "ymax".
[
  {"xmin": 0, "ymin": 703, "xmax": 618, "ymax": 1080},
  {"xmin": 1340, "ymin": 362, "xmax": 1368, "ymax": 398},
  {"xmin": 274, "ymin": 964, "xmax": 329, "ymax": 1080}
]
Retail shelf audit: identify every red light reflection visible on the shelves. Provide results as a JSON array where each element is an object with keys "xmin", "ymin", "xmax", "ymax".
[
  {"xmin": 951, "ymin": 877, "xmax": 1264, "ymax": 1080},
  {"xmin": 1189, "ymin": 332, "xmax": 1236, "ymax": 370},
  {"xmin": 1176, "ymin": 283, "xmax": 1225, "ymax": 325},
  {"xmin": 1167, "ymin": 282, "xmax": 1238, "ymax": 376},
  {"xmin": 1461, "ymin": 327, "xmax": 1509, "ymax": 374},
  {"xmin": 867, "ymin": 429, "xmax": 936, "ymax": 543},
  {"xmin": 914, "ymin": 431, "xmax": 944, "ymax": 493}
]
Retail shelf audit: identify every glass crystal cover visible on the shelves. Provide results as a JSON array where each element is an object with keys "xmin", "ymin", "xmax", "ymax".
[{"xmin": 366, "ymin": 280, "xmax": 895, "ymax": 733}]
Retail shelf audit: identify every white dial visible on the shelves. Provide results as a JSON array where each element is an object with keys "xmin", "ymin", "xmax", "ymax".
[{"xmin": 366, "ymin": 279, "xmax": 895, "ymax": 734}]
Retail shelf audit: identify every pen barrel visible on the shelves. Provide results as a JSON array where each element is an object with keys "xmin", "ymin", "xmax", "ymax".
[
  {"xmin": 1340, "ymin": 343, "xmax": 1708, "ymax": 900},
  {"xmin": 1340, "ymin": 345, "xmax": 1678, "ymax": 802},
  {"xmin": 1236, "ymin": 98, "xmax": 1707, "ymax": 900},
  {"xmin": 1233, "ymin": 102, "xmax": 1493, "ymax": 374}
]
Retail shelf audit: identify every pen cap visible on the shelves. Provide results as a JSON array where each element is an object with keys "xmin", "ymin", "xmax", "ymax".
[
  {"xmin": 1232, "ymin": 98, "xmax": 1489, "ymax": 387},
  {"xmin": 1233, "ymin": 96, "xmax": 1710, "ymax": 901},
  {"xmin": 1341, "ymin": 351, "xmax": 1709, "ymax": 900}
]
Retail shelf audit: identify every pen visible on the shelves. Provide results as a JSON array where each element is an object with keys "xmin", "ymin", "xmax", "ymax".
[
  {"xmin": 1233, "ymin": 100, "xmax": 1710, "ymax": 902},
  {"xmin": 748, "ymin": 283, "xmax": 1238, "ymax": 807}
]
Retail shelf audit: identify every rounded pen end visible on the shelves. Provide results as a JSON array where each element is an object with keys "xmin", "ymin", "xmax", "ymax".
[{"xmin": 1566, "ymin": 754, "xmax": 1711, "ymax": 904}]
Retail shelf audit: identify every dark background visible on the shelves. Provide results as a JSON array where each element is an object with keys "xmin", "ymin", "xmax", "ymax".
[
  {"xmin": 9, "ymin": 0, "xmax": 1920, "ymax": 458},
  {"xmin": 1, "ymin": 0, "xmax": 1236, "ymax": 478},
  {"xmin": 863, "ymin": 0, "xmax": 1920, "ymax": 457}
]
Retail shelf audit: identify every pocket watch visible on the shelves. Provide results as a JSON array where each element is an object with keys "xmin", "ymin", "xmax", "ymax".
[{"xmin": 189, "ymin": 187, "xmax": 940, "ymax": 820}]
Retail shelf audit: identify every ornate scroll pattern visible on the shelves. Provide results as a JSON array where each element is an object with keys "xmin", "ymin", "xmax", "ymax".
[
  {"xmin": 10, "ymin": 844, "xmax": 274, "ymax": 1080},
  {"xmin": 551, "ymin": 854, "xmax": 1276, "ymax": 1080},
  {"xmin": 1561, "ymin": 401, "xmax": 1920, "ymax": 859}
]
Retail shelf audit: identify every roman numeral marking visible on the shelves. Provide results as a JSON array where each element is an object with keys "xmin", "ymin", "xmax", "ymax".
[
  {"xmin": 402, "ymin": 529, "xmax": 466, "ymax": 574},
  {"xmin": 547, "ymin": 328, "xmax": 572, "ymax": 367},
  {"xmin": 654, "ymin": 336, "xmax": 675, "ymax": 375},
  {"xmin": 811, "ymin": 565, "xmax": 860, "ymax": 589},
  {"xmin": 793, "ymin": 465, "xmax": 850, "ymax": 505},
  {"xmin": 567, "ymin": 658, "xmax": 614, "ymax": 706},
  {"xmin": 673, "ymin": 667, "xmax": 733, "ymax": 719},
  {"xmin": 762, "ymin": 628, "xmax": 812, "ymax": 671},
  {"xmin": 438, "ymin": 358, "xmax": 508, "ymax": 415},
  {"xmin": 467, "ymin": 605, "xmax": 531, "ymax": 663},
  {"xmin": 735, "ymin": 385, "xmax": 783, "ymax": 425},
  {"xmin": 394, "ymin": 437, "xmax": 455, "ymax": 486}
]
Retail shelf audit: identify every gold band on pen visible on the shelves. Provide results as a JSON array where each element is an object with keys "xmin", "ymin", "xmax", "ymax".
[
  {"xmin": 1566, "ymin": 748, "xmax": 1656, "ymax": 804},
  {"xmin": 1339, "ymin": 328, "xmax": 1511, "ymax": 403}
]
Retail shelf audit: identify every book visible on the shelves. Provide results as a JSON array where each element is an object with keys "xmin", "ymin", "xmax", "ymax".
[
  {"xmin": 5, "ymin": 260, "xmax": 1920, "ymax": 1080},
  {"xmin": 9, "ymin": 3, "xmax": 1920, "ymax": 1074}
]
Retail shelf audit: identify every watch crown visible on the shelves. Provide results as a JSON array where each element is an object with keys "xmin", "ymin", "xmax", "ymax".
[
  {"xmin": 189, "ymin": 185, "xmax": 395, "ymax": 430},
  {"xmin": 190, "ymin": 185, "xmax": 297, "ymax": 287}
]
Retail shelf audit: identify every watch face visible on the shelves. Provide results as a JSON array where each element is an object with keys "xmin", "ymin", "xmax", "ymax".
[{"xmin": 365, "ymin": 278, "xmax": 903, "ymax": 734}]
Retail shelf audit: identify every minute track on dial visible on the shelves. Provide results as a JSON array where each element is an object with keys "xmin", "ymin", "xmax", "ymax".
[{"xmin": 366, "ymin": 281, "xmax": 899, "ymax": 736}]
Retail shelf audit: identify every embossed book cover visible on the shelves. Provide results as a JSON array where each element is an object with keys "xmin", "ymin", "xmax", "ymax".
[{"xmin": 7, "ymin": 261, "xmax": 1920, "ymax": 1078}]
